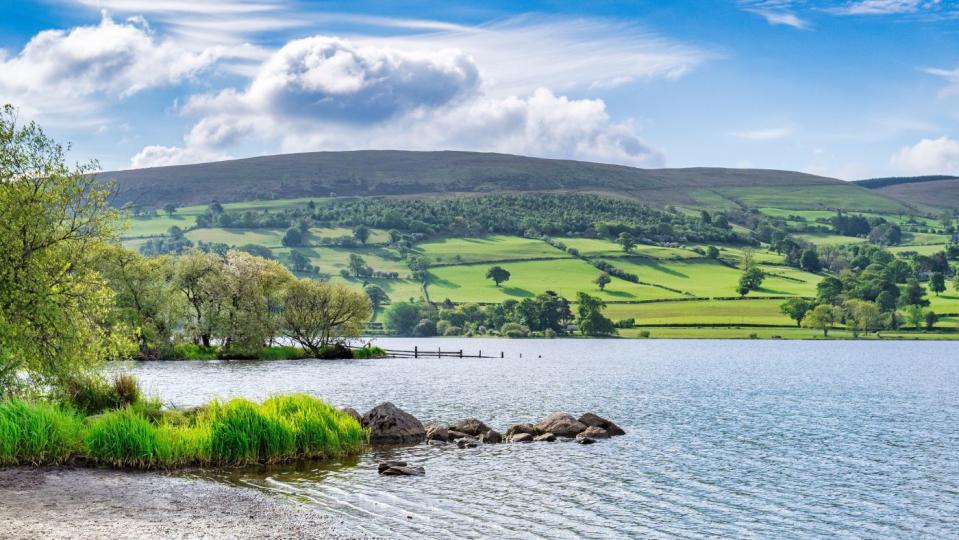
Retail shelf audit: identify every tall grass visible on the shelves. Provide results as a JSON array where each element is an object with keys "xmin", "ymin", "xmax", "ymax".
[{"xmin": 0, "ymin": 401, "xmax": 84, "ymax": 465}]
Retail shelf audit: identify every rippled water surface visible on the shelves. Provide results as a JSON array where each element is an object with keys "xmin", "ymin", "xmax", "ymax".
[{"xmin": 118, "ymin": 339, "xmax": 959, "ymax": 538}]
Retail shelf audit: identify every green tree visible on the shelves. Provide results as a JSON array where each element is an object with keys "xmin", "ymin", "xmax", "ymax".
[
  {"xmin": 706, "ymin": 245, "xmax": 720, "ymax": 259},
  {"xmin": 218, "ymin": 251, "xmax": 295, "ymax": 355},
  {"xmin": 486, "ymin": 265, "xmax": 511, "ymax": 287},
  {"xmin": 281, "ymin": 279, "xmax": 371, "ymax": 357},
  {"xmin": 163, "ymin": 203, "xmax": 177, "ymax": 217},
  {"xmin": 0, "ymin": 106, "xmax": 133, "ymax": 394},
  {"xmin": 800, "ymin": 249, "xmax": 821, "ymax": 272},
  {"xmin": 384, "ymin": 302, "xmax": 421, "ymax": 335},
  {"xmin": 617, "ymin": 232, "xmax": 636, "ymax": 253},
  {"xmin": 737, "ymin": 267, "xmax": 765, "ymax": 297},
  {"xmin": 352, "ymin": 224, "xmax": 370, "ymax": 245},
  {"xmin": 925, "ymin": 310, "xmax": 939, "ymax": 330},
  {"xmin": 843, "ymin": 299, "xmax": 883, "ymax": 337},
  {"xmin": 282, "ymin": 227, "xmax": 304, "ymax": 247},
  {"xmin": 364, "ymin": 284, "xmax": 389, "ymax": 309},
  {"xmin": 905, "ymin": 304, "xmax": 925, "ymax": 330},
  {"xmin": 929, "ymin": 272, "xmax": 946, "ymax": 296},
  {"xmin": 289, "ymin": 250, "xmax": 312, "ymax": 272},
  {"xmin": 780, "ymin": 298, "xmax": 814, "ymax": 327},
  {"xmin": 902, "ymin": 278, "xmax": 929, "ymax": 307},
  {"xmin": 348, "ymin": 254, "xmax": 372, "ymax": 279},
  {"xmin": 594, "ymin": 272, "xmax": 612, "ymax": 291},
  {"xmin": 575, "ymin": 292, "xmax": 616, "ymax": 336},
  {"xmin": 802, "ymin": 304, "xmax": 840, "ymax": 337}
]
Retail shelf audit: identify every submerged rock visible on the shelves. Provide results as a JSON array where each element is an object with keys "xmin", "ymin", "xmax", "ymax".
[
  {"xmin": 579, "ymin": 426, "xmax": 610, "ymax": 440},
  {"xmin": 361, "ymin": 402, "xmax": 425, "ymax": 445},
  {"xmin": 535, "ymin": 413, "xmax": 587, "ymax": 438},
  {"xmin": 479, "ymin": 430, "xmax": 503, "ymax": 444},
  {"xmin": 425, "ymin": 423, "xmax": 451, "ymax": 443},
  {"xmin": 378, "ymin": 461, "xmax": 426, "ymax": 476},
  {"xmin": 509, "ymin": 432, "xmax": 534, "ymax": 443},
  {"xmin": 455, "ymin": 437, "xmax": 479, "ymax": 449},
  {"xmin": 575, "ymin": 436, "xmax": 596, "ymax": 445},
  {"xmin": 449, "ymin": 418, "xmax": 491, "ymax": 437},
  {"xmin": 578, "ymin": 413, "xmax": 625, "ymax": 436},
  {"xmin": 533, "ymin": 433, "xmax": 556, "ymax": 442}
]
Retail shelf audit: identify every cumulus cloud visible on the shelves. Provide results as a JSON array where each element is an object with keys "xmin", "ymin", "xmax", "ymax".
[
  {"xmin": 130, "ymin": 144, "xmax": 231, "ymax": 168},
  {"xmin": 132, "ymin": 37, "xmax": 663, "ymax": 168},
  {"xmin": 891, "ymin": 136, "xmax": 959, "ymax": 175},
  {"xmin": 0, "ymin": 13, "xmax": 246, "ymax": 121}
]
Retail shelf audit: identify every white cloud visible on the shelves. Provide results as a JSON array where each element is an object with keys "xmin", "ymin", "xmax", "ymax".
[
  {"xmin": 130, "ymin": 144, "xmax": 231, "ymax": 168},
  {"xmin": 0, "ymin": 13, "xmax": 247, "ymax": 121},
  {"xmin": 739, "ymin": 1, "xmax": 810, "ymax": 29},
  {"xmin": 828, "ymin": 0, "xmax": 924, "ymax": 15},
  {"xmin": 891, "ymin": 136, "xmax": 959, "ymax": 175},
  {"xmin": 729, "ymin": 126, "xmax": 795, "ymax": 140},
  {"xmin": 134, "ymin": 37, "xmax": 665, "ymax": 168},
  {"xmin": 923, "ymin": 66, "xmax": 959, "ymax": 97}
]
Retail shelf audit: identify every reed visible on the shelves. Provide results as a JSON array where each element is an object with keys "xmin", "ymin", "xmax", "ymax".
[{"xmin": 0, "ymin": 400, "xmax": 84, "ymax": 465}]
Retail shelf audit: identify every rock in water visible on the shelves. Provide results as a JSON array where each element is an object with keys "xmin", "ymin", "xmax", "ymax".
[
  {"xmin": 579, "ymin": 426, "xmax": 610, "ymax": 439},
  {"xmin": 425, "ymin": 423, "xmax": 451, "ymax": 443},
  {"xmin": 509, "ymin": 432, "xmax": 534, "ymax": 443},
  {"xmin": 535, "ymin": 413, "xmax": 587, "ymax": 438},
  {"xmin": 505, "ymin": 423, "xmax": 539, "ymax": 439},
  {"xmin": 339, "ymin": 406, "xmax": 362, "ymax": 423},
  {"xmin": 361, "ymin": 402, "xmax": 425, "ymax": 445},
  {"xmin": 578, "ymin": 413, "xmax": 625, "ymax": 436},
  {"xmin": 455, "ymin": 437, "xmax": 479, "ymax": 449},
  {"xmin": 449, "ymin": 418, "xmax": 491, "ymax": 437},
  {"xmin": 380, "ymin": 463, "xmax": 426, "ymax": 476},
  {"xmin": 378, "ymin": 460, "xmax": 409, "ymax": 473},
  {"xmin": 479, "ymin": 430, "xmax": 503, "ymax": 444},
  {"xmin": 533, "ymin": 433, "xmax": 556, "ymax": 442},
  {"xmin": 575, "ymin": 436, "xmax": 596, "ymax": 445}
]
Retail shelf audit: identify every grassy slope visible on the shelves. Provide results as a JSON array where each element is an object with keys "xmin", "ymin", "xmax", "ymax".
[{"xmin": 415, "ymin": 236, "xmax": 571, "ymax": 265}]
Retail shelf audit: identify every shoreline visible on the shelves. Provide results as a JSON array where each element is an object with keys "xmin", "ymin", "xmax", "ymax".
[{"xmin": 0, "ymin": 467, "xmax": 349, "ymax": 540}]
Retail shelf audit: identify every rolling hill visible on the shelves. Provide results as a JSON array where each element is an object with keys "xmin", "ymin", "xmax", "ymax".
[
  {"xmin": 99, "ymin": 150, "xmax": 913, "ymax": 213},
  {"xmin": 855, "ymin": 175, "xmax": 959, "ymax": 211}
]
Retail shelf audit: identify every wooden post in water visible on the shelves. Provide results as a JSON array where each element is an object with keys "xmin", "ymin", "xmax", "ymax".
[
  {"xmin": 501, "ymin": 351, "xmax": 504, "ymax": 358},
  {"xmin": 459, "ymin": 349, "xmax": 463, "ymax": 358},
  {"xmin": 414, "ymin": 346, "xmax": 418, "ymax": 358}
]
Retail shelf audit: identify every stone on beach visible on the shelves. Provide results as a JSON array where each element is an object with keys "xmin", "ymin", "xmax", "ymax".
[
  {"xmin": 509, "ymin": 432, "xmax": 534, "ymax": 443},
  {"xmin": 579, "ymin": 426, "xmax": 610, "ymax": 439},
  {"xmin": 505, "ymin": 423, "xmax": 539, "ymax": 439},
  {"xmin": 361, "ymin": 402, "xmax": 426, "ymax": 444},
  {"xmin": 479, "ymin": 430, "xmax": 503, "ymax": 444},
  {"xmin": 425, "ymin": 423, "xmax": 451, "ymax": 442},
  {"xmin": 533, "ymin": 433, "xmax": 556, "ymax": 442}
]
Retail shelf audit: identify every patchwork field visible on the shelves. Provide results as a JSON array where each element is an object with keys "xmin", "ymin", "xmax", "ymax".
[
  {"xmin": 604, "ymin": 299, "xmax": 793, "ymax": 326},
  {"xmin": 415, "ymin": 236, "xmax": 569, "ymax": 265}
]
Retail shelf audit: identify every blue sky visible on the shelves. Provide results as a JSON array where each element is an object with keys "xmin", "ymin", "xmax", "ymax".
[{"xmin": 1, "ymin": 0, "xmax": 958, "ymax": 178}]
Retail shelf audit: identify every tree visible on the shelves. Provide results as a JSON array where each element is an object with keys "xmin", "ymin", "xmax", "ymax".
[
  {"xmin": 217, "ymin": 251, "xmax": 295, "ymax": 355},
  {"xmin": 281, "ymin": 279, "xmax": 371, "ymax": 357},
  {"xmin": 800, "ymin": 249, "xmax": 821, "ymax": 272},
  {"xmin": 348, "ymin": 254, "xmax": 372, "ymax": 279},
  {"xmin": 925, "ymin": 310, "xmax": 939, "ymax": 330},
  {"xmin": 905, "ymin": 304, "xmax": 924, "ymax": 330},
  {"xmin": 352, "ymin": 224, "xmax": 370, "ymax": 245},
  {"xmin": 617, "ymin": 232, "xmax": 635, "ymax": 253},
  {"xmin": 594, "ymin": 272, "xmax": 612, "ymax": 291},
  {"xmin": 173, "ymin": 250, "xmax": 227, "ymax": 347},
  {"xmin": 384, "ymin": 302, "xmax": 421, "ymax": 335},
  {"xmin": 0, "ymin": 105, "xmax": 133, "ymax": 394},
  {"xmin": 282, "ymin": 227, "xmax": 304, "ymax": 247},
  {"xmin": 780, "ymin": 298, "xmax": 814, "ymax": 328},
  {"xmin": 706, "ymin": 246, "xmax": 720, "ymax": 259},
  {"xmin": 289, "ymin": 250, "xmax": 313, "ymax": 273},
  {"xmin": 163, "ymin": 203, "xmax": 177, "ymax": 217},
  {"xmin": 575, "ymin": 292, "xmax": 616, "ymax": 336},
  {"xmin": 737, "ymin": 267, "xmax": 765, "ymax": 297},
  {"xmin": 843, "ymin": 299, "xmax": 883, "ymax": 337},
  {"xmin": 802, "ymin": 304, "xmax": 839, "ymax": 337},
  {"xmin": 902, "ymin": 278, "xmax": 929, "ymax": 307},
  {"xmin": 364, "ymin": 284, "xmax": 389, "ymax": 309},
  {"xmin": 486, "ymin": 265, "xmax": 511, "ymax": 287},
  {"xmin": 954, "ymin": 269, "xmax": 959, "ymax": 293},
  {"xmin": 930, "ymin": 272, "xmax": 946, "ymax": 296},
  {"xmin": 817, "ymin": 276, "xmax": 845, "ymax": 305}
]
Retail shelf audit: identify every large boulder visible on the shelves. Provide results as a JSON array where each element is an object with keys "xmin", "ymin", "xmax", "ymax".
[
  {"xmin": 449, "ymin": 418, "xmax": 491, "ymax": 437},
  {"xmin": 339, "ymin": 406, "xmax": 362, "ymax": 424},
  {"xmin": 509, "ymin": 432, "xmax": 534, "ymax": 443},
  {"xmin": 479, "ymin": 430, "xmax": 503, "ymax": 444},
  {"xmin": 579, "ymin": 426, "xmax": 610, "ymax": 440},
  {"xmin": 535, "ymin": 413, "xmax": 587, "ymax": 438},
  {"xmin": 361, "ymin": 402, "xmax": 425, "ymax": 445},
  {"xmin": 425, "ymin": 423, "xmax": 451, "ymax": 443},
  {"xmin": 578, "ymin": 413, "xmax": 625, "ymax": 436},
  {"xmin": 533, "ymin": 433, "xmax": 556, "ymax": 442}
]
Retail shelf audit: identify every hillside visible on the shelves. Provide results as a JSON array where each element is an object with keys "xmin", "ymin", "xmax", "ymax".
[
  {"xmin": 856, "ymin": 175, "xmax": 959, "ymax": 210},
  {"xmin": 99, "ymin": 150, "xmax": 911, "ymax": 213}
]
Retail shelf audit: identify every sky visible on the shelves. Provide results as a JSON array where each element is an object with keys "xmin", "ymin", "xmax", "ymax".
[{"xmin": 1, "ymin": 0, "xmax": 958, "ymax": 179}]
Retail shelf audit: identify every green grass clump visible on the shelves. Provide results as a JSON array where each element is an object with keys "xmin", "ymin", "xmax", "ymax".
[
  {"xmin": 0, "ymin": 401, "xmax": 84, "ymax": 465},
  {"xmin": 203, "ymin": 399, "xmax": 297, "ymax": 465},
  {"xmin": 84, "ymin": 407, "xmax": 176, "ymax": 468},
  {"xmin": 351, "ymin": 346, "xmax": 387, "ymax": 359},
  {"xmin": 173, "ymin": 343, "xmax": 219, "ymax": 360}
]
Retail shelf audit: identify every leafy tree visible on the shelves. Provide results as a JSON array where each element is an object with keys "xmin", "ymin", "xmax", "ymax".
[
  {"xmin": 802, "ymin": 304, "xmax": 840, "ymax": 337},
  {"xmin": 902, "ymin": 278, "xmax": 929, "ymax": 307},
  {"xmin": 412, "ymin": 319, "xmax": 437, "ymax": 337},
  {"xmin": 737, "ymin": 267, "xmax": 765, "ymax": 297},
  {"xmin": 348, "ymin": 254, "xmax": 372, "ymax": 279},
  {"xmin": 217, "ymin": 251, "xmax": 295, "ymax": 355},
  {"xmin": 954, "ymin": 270, "xmax": 959, "ymax": 293},
  {"xmin": 384, "ymin": 302, "xmax": 421, "ymax": 335},
  {"xmin": 930, "ymin": 272, "xmax": 946, "ymax": 296},
  {"xmin": 780, "ymin": 298, "xmax": 814, "ymax": 327},
  {"xmin": 173, "ymin": 250, "xmax": 226, "ymax": 347},
  {"xmin": 289, "ymin": 250, "xmax": 313, "ymax": 273},
  {"xmin": 575, "ymin": 292, "xmax": 616, "ymax": 336},
  {"xmin": 706, "ymin": 245, "xmax": 720, "ymax": 259},
  {"xmin": 282, "ymin": 227, "xmax": 304, "ymax": 247},
  {"xmin": 817, "ymin": 276, "xmax": 845, "ymax": 305},
  {"xmin": 906, "ymin": 304, "xmax": 924, "ymax": 331},
  {"xmin": 617, "ymin": 232, "xmax": 636, "ymax": 253},
  {"xmin": 353, "ymin": 224, "xmax": 370, "ymax": 244},
  {"xmin": 0, "ymin": 106, "xmax": 133, "ymax": 394},
  {"xmin": 163, "ymin": 203, "xmax": 177, "ymax": 217},
  {"xmin": 843, "ymin": 299, "xmax": 883, "ymax": 337},
  {"xmin": 800, "ymin": 249, "xmax": 821, "ymax": 272},
  {"xmin": 486, "ymin": 265, "xmax": 511, "ymax": 287},
  {"xmin": 925, "ymin": 310, "xmax": 939, "ymax": 330},
  {"xmin": 237, "ymin": 244, "xmax": 274, "ymax": 260},
  {"xmin": 364, "ymin": 284, "xmax": 389, "ymax": 309},
  {"xmin": 594, "ymin": 272, "xmax": 612, "ymax": 291},
  {"xmin": 281, "ymin": 279, "xmax": 371, "ymax": 357}
]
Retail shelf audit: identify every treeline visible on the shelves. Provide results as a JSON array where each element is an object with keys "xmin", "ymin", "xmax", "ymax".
[{"xmin": 381, "ymin": 291, "xmax": 616, "ymax": 338}]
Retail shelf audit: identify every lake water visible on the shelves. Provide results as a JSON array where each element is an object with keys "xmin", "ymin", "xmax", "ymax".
[{"xmin": 117, "ymin": 339, "xmax": 959, "ymax": 538}]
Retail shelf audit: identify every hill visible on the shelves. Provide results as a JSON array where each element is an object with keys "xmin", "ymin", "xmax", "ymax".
[
  {"xmin": 855, "ymin": 175, "xmax": 959, "ymax": 211},
  {"xmin": 99, "ymin": 150, "xmax": 911, "ymax": 213}
]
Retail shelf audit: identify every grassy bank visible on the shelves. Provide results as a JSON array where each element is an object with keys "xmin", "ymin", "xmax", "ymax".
[
  {"xmin": 0, "ymin": 394, "xmax": 366, "ymax": 469},
  {"xmin": 170, "ymin": 344, "xmax": 386, "ymax": 361}
]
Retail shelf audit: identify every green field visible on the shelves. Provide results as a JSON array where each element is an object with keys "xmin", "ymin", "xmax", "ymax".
[
  {"xmin": 617, "ymin": 326, "xmax": 957, "ymax": 339},
  {"xmin": 427, "ymin": 258, "xmax": 683, "ymax": 303},
  {"xmin": 793, "ymin": 233, "xmax": 867, "ymax": 246},
  {"xmin": 415, "ymin": 236, "xmax": 569, "ymax": 265},
  {"xmin": 186, "ymin": 228, "xmax": 287, "ymax": 247},
  {"xmin": 276, "ymin": 245, "xmax": 409, "ymax": 275},
  {"xmin": 605, "ymin": 298, "xmax": 792, "ymax": 325},
  {"xmin": 713, "ymin": 185, "xmax": 910, "ymax": 213}
]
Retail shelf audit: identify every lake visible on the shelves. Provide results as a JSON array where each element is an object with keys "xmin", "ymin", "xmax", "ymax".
[{"xmin": 116, "ymin": 339, "xmax": 959, "ymax": 538}]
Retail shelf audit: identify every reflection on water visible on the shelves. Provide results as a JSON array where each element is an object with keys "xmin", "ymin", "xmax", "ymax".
[{"xmin": 117, "ymin": 339, "xmax": 959, "ymax": 538}]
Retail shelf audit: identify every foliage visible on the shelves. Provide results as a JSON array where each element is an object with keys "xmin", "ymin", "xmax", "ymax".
[
  {"xmin": 0, "ymin": 105, "xmax": 133, "ymax": 395},
  {"xmin": 576, "ymin": 292, "xmax": 616, "ymax": 336},
  {"xmin": 384, "ymin": 302, "xmax": 423, "ymax": 336},
  {"xmin": 802, "ymin": 304, "xmax": 840, "ymax": 336},
  {"xmin": 780, "ymin": 298, "xmax": 814, "ymax": 328},
  {"xmin": 0, "ymin": 400, "xmax": 84, "ymax": 465},
  {"xmin": 280, "ymin": 279, "xmax": 371, "ymax": 357},
  {"xmin": 594, "ymin": 272, "xmax": 612, "ymax": 291},
  {"xmin": 737, "ymin": 267, "xmax": 765, "ymax": 297},
  {"xmin": 486, "ymin": 265, "xmax": 511, "ymax": 287}
]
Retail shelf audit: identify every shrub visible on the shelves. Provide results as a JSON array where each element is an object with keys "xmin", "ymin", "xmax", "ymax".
[
  {"xmin": 352, "ymin": 346, "xmax": 387, "ymax": 359},
  {"xmin": 443, "ymin": 326, "xmax": 463, "ymax": 336},
  {"xmin": 638, "ymin": 330, "xmax": 651, "ymax": 338},
  {"xmin": 436, "ymin": 320, "xmax": 451, "ymax": 335},
  {"xmin": 173, "ymin": 343, "xmax": 219, "ymax": 360},
  {"xmin": 500, "ymin": 322, "xmax": 529, "ymax": 338},
  {"xmin": 112, "ymin": 374, "xmax": 142, "ymax": 407},
  {"xmin": 0, "ymin": 401, "xmax": 84, "ymax": 465},
  {"xmin": 63, "ymin": 373, "xmax": 149, "ymax": 415},
  {"xmin": 412, "ymin": 319, "xmax": 436, "ymax": 337},
  {"xmin": 544, "ymin": 328, "xmax": 557, "ymax": 339}
]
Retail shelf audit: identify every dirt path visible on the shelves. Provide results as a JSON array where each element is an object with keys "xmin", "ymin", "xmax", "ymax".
[{"xmin": 0, "ymin": 467, "xmax": 352, "ymax": 539}]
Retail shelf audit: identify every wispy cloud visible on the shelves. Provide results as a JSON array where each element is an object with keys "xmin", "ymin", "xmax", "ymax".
[
  {"xmin": 729, "ymin": 126, "xmax": 795, "ymax": 140},
  {"xmin": 923, "ymin": 65, "xmax": 959, "ymax": 97},
  {"xmin": 826, "ymin": 0, "xmax": 924, "ymax": 15},
  {"xmin": 739, "ymin": 1, "xmax": 810, "ymax": 29}
]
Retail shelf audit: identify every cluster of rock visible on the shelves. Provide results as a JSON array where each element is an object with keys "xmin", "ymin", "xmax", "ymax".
[{"xmin": 351, "ymin": 402, "xmax": 624, "ymax": 448}]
